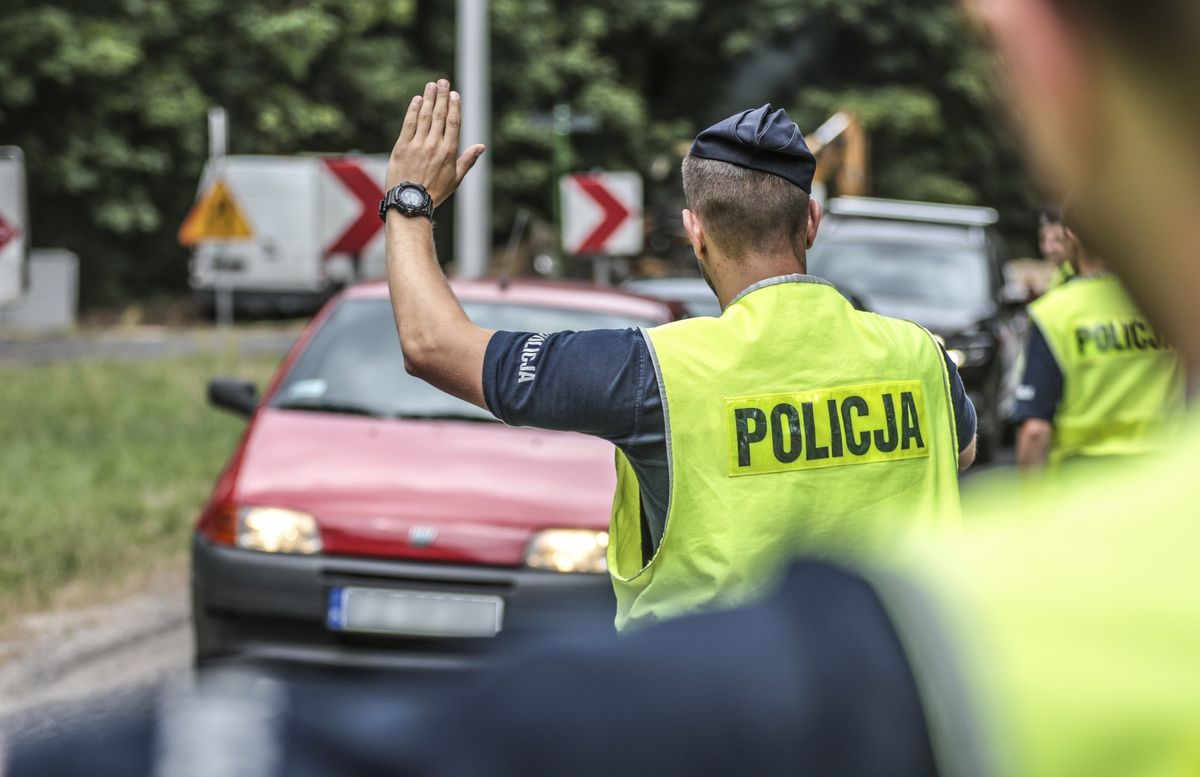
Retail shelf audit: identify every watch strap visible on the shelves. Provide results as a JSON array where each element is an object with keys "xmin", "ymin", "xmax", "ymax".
[{"xmin": 379, "ymin": 182, "xmax": 434, "ymax": 221}]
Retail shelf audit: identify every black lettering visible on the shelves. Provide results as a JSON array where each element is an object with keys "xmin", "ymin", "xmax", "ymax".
[
  {"xmin": 873, "ymin": 394, "xmax": 900, "ymax": 453},
  {"xmin": 1095, "ymin": 324, "xmax": 1114, "ymax": 352},
  {"xmin": 899, "ymin": 392, "xmax": 925, "ymax": 450},
  {"xmin": 842, "ymin": 396, "xmax": 871, "ymax": 456},
  {"xmin": 1122, "ymin": 321, "xmax": 1138, "ymax": 351},
  {"xmin": 826, "ymin": 399, "xmax": 844, "ymax": 458},
  {"xmin": 1132, "ymin": 320, "xmax": 1149, "ymax": 349},
  {"xmin": 735, "ymin": 408, "xmax": 767, "ymax": 467},
  {"xmin": 769, "ymin": 404, "xmax": 802, "ymax": 464},
  {"xmin": 1075, "ymin": 327, "xmax": 1092, "ymax": 356},
  {"xmin": 802, "ymin": 402, "xmax": 829, "ymax": 460}
]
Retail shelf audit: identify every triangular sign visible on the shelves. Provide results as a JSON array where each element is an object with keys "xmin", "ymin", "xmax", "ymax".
[{"xmin": 178, "ymin": 180, "xmax": 253, "ymax": 245}]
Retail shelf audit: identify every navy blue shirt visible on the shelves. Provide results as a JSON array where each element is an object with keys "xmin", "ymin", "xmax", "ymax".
[
  {"xmin": 1012, "ymin": 321, "xmax": 1064, "ymax": 423},
  {"xmin": 484, "ymin": 323, "xmax": 977, "ymax": 553}
]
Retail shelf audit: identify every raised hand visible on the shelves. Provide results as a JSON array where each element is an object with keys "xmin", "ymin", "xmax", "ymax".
[{"xmin": 385, "ymin": 79, "xmax": 486, "ymax": 206}]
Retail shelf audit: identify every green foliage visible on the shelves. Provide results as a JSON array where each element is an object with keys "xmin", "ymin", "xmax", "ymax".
[
  {"xmin": 0, "ymin": 351, "xmax": 280, "ymax": 619},
  {"xmin": 0, "ymin": 0, "xmax": 1037, "ymax": 306}
]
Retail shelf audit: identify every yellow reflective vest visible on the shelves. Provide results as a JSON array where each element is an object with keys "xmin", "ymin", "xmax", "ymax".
[
  {"xmin": 878, "ymin": 412, "xmax": 1200, "ymax": 777},
  {"xmin": 1045, "ymin": 260, "xmax": 1077, "ymax": 291},
  {"xmin": 609, "ymin": 275, "xmax": 962, "ymax": 630},
  {"xmin": 1027, "ymin": 274, "xmax": 1184, "ymax": 464}
]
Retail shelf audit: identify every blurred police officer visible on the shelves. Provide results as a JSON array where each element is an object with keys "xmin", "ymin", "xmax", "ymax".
[
  {"xmin": 1015, "ymin": 221, "xmax": 1185, "ymax": 469},
  {"xmin": 379, "ymin": 86, "xmax": 976, "ymax": 629}
]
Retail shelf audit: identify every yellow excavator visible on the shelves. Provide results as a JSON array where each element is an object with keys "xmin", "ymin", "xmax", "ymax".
[{"xmin": 806, "ymin": 111, "xmax": 870, "ymax": 201}]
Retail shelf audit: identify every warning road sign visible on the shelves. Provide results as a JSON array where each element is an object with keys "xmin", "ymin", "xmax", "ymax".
[
  {"xmin": 0, "ymin": 213, "xmax": 18, "ymax": 254},
  {"xmin": 323, "ymin": 159, "xmax": 384, "ymax": 257},
  {"xmin": 178, "ymin": 179, "xmax": 253, "ymax": 245},
  {"xmin": 560, "ymin": 172, "xmax": 642, "ymax": 256}
]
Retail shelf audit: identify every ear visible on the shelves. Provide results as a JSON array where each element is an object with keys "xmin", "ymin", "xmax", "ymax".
[
  {"xmin": 682, "ymin": 208, "xmax": 706, "ymax": 258},
  {"xmin": 805, "ymin": 197, "xmax": 823, "ymax": 250}
]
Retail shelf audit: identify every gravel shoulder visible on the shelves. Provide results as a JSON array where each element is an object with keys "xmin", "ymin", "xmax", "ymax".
[{"xmin": 0, "ymin": 568, "xmax": 192, "ymax": 747}]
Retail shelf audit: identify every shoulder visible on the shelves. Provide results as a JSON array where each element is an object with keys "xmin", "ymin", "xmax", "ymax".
[{"xmin": 483, "ymin": 328, "xmax": 657, "ymax": 438}]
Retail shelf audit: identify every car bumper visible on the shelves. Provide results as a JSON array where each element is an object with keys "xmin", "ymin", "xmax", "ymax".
[{"xmin": 191, "ymin": 534, "xmax": 615, "ymax": 669}]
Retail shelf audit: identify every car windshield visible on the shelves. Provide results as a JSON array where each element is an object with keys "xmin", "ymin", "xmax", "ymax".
[
  {"xmin": 807, "ymin": 238, "xmax": 990, "ymax": 309},
  {"xmin": 271, "ymin": 298, "xmax": 656, "ymax": 421}
]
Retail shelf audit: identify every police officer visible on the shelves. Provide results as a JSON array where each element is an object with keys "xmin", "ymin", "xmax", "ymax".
[
  {"xmin": 380, "ymin": 85, "xmax": 977, "ymax": 629},
  {"xmin": 1014, "ymin": 220, "xmax": 1185, "ymax": 470}
]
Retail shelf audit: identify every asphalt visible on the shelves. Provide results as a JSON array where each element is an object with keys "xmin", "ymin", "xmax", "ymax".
[
  {"xmin": 0, "ymin": 573, "xmax": 192, "ymax": 750},
  {"xmin": 0, "ymin": 325, "xmax": 301, "ymax": 363}
]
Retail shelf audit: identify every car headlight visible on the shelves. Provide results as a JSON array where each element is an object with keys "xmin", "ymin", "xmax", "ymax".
[
  {"xmin": 525, "ymin": 529, "xmax": 608, "ymax": 573},
  {"xmin": 237, "ymin": 507, "xmax": 323, "ymax": 554}
]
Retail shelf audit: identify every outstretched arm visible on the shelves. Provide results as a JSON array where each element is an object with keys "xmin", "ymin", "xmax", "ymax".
[{"xmin": 384, "ymin": 79, "xmax": 491, "ymax": 409}]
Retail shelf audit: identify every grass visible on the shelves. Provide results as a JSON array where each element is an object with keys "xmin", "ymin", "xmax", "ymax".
[{"xmin": 0, "ymin": 349, "xmax": 282, "ymax": 622}]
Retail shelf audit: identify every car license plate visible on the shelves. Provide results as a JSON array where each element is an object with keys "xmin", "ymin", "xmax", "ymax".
[{"xmin": 326, "ymin": 587, "xmax": 503, "ymax": 638}]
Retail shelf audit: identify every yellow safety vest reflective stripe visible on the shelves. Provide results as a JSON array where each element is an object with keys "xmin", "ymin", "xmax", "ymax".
[
  {"xmin": 609, "ymin": 276, "xmax": 961, "ymax": 631},
  {"xmin": 1027, "ymin": 274, "xmax": 1184, "ymax": 464}
]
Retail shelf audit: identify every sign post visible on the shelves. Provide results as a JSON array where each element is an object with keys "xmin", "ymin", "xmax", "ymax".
[
  {"xmin": 559, "ymin": 171, "xmax": 643, "ymax": 284},
  {"xmin": 178, "ymin": 107, "xmax": 255, "ymax": 328},
  {"xmin": 0, "ymin": 146, "xmax": 28, "ymax": 308},
  {"xmin": 455, "ymin": 0, "xmax": 490, "ymax": 279}
]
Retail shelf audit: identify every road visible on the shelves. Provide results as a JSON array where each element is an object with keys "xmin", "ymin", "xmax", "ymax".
[
  {"xmin": 0, "ymin": 324, "xmax": 301, "ymax": 363},
  {"xmin": 0, "ymin": 570, "xmax": 191, "ymax": 750}
]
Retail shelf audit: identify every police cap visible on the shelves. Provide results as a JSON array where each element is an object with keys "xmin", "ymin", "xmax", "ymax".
[{"xmin": 690, "ymin": 104, "xmax": 817, "ymax": 193}]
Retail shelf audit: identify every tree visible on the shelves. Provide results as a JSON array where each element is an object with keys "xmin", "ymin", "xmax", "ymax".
[{"xmin": 0, "ymin": 0, "xmax": 1036, "ymax": 307}]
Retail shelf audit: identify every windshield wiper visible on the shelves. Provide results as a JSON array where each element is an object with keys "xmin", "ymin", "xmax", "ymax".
[
  {"xmin": 396, "ymin": 411, "xmax": 498, "ymax": 423},
  {"xmin": 274, "ymin": 399, "xmax": 392, "ymax": 418}
]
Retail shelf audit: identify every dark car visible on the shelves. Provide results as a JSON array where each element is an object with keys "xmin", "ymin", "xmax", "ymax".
[
  {"xmin": 806, "ymin": 197, "xmax": 1026, "ymax": 460},
  {"xmin": 193, "ymin": 279, "xmax": 684, "ymax": 668},
  {"xmin": 622, "ymin": 276, "xmax": 722, "ymax": 318}
]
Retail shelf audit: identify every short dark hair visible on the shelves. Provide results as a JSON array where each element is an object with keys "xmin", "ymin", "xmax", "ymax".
[{"xmin": 681, "ymin": 155, "xmax": 809, "ymax": 261}]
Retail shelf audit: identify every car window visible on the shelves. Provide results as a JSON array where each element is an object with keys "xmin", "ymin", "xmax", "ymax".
[
  {"xmin": 807, "ymin": 238, "xmax": 991, "ymax": 310},
  {"xmin": 271, "ymin": 298, "xmax": 656, "ymax": 421}
]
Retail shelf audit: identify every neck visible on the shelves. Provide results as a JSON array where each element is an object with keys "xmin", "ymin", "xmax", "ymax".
[{"xmin": 711, "ymin": 251, "xmax": 807, "ymax": 310}]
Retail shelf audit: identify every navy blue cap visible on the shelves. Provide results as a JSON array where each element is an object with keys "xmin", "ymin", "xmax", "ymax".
[{"xmin": 689, "ymin": 104, "xmax": 816, "ymax": 193}]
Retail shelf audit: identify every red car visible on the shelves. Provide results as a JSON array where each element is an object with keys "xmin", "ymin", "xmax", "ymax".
[{"xmin": 192, "ymin": 279, "xmax": 683, "ymax": 666}]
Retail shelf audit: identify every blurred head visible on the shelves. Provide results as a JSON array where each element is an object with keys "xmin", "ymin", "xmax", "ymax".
[
  {"xmin": 1038, "ymin": 206, "xmax": 1069, "ymax": 265},
  {"xmin": 965, "ymin": 0, "xmax": 1200, "ymax": 364}
]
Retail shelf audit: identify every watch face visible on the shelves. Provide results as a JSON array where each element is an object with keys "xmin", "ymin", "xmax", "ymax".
[{"xmin": 399, "ymin": 187, "xmax": 426, "ymax": 208}]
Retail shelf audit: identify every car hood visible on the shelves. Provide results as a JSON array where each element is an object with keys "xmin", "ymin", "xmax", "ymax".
[
  {"xmin": 233, "ymin": 409, "xmax": 617, "ymax": 565},
  {"xmin": 861, "ymin": 297, "xmax": 992, "ymax": 335}
]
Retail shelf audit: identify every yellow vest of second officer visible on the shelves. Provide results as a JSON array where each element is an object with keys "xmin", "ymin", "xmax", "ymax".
[
  {"xmin": 609, "ymin": 276, "xmax": 962, "ymax": 630},
  {"xmin": 1027, "ymin": 274, "xmax": 1184, "ymax": 464}
]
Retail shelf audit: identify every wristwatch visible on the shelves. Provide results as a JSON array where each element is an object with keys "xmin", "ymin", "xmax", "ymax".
[{"xmin": 379, "ymin": 182, "xmax": 434, "ymax": 221}]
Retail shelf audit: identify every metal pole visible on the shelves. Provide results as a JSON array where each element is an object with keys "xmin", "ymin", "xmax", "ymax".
[
  {"xmin": 455, "ymin": 0, "xmax": 490, "ymax": 278},
  {"xmin": 208, "ymin": 106, "xmax": 228, "ymax": 160},
  {"xmin": 208, "ymin": 106, "xmax": 234, "ymax": 329}
]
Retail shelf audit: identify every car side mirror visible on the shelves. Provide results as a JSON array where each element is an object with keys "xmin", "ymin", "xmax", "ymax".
[{"xmin": 208, "ymin": 377, "xmax": 259, "ymax": 417}]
